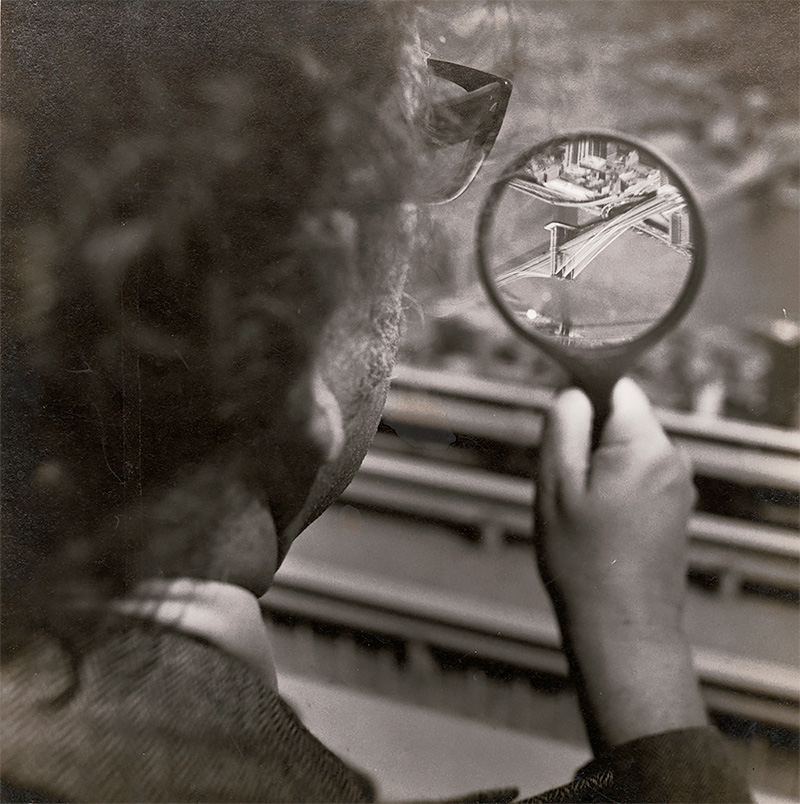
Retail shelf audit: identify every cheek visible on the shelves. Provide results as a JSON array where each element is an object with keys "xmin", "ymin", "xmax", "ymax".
[
  {"xmin": 321, "ymin": 280, "xmax": 404, "ymax": 439},
  {"xmin": 295, "ymin": 325, "xmax": 398, "ymax": 531},
  {"xmin": 322, "ymin": 206, "xmax": 418, "ymax": 435},
  {"xmin": 293, "ymin": 205, "xmax": 422, "ymax": 531}
]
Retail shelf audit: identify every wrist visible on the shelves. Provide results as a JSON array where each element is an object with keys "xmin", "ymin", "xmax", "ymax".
[
  {"xmin": 562, "ymin": 618, "xmax": 707, "ymax": 752},
  {"xmin": 554, "ymin": 579, "xmax": 684, "ymax": 640}
]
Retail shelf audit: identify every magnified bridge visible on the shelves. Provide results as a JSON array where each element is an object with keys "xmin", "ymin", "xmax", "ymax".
[{"xmin": 495, "ymin": 182, "xmax": 690, "ymax": 286}]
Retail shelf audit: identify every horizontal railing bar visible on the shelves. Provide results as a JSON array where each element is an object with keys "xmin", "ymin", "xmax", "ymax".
[
  {"xmin": 273, "ymin": 558, "xmax": 560, "ymax": 644},
  {"xmin": 384, "ymin": 385, "xmax": 800, "ymax": 492},
  {"xmin": 342, "ymin": 480, "xmax": 800, "ymax": 593},
  {"xmin": 350, "ymin": 450, "xmax": 800, "ymax": 566},
  {"xmin": 360, "ymin": 451, "xmax": 533, "ymax": 505},
  {"xmin": 267, "ymin": 586, "xmax": 571, "ymax": 682},
  {"xmin": 392, "ymin": 364, "xmax": 556, "ymax": 413},
  {"xmin": 384, "ymin": 390, "xmax": 545, "ymax": 446},
  {"xmin": 691, "ymin": 513, "xmax": 800, "ymax": 559},
  {"xmin": 391, "ymin": 364, "xmax": 800, "ymax": 457},
  {"xmin": 676, "ymin": 442, "xmax": 800, "ymax": 493},
  {"xmin": 265, "ymin": 557, "xmax": 800, "ymax": 728}
]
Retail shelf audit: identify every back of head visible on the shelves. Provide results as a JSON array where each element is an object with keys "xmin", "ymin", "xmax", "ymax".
[{"xmin": 1, "ymin": 1, "xmax": 422, "ymax": 657}]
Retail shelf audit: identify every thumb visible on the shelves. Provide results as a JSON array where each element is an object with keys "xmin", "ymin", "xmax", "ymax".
[
  {"xmin": 600, "ymin": 378, "xmax": 667, "ymax": 449},
  {"xmin": 542, "ymin": 387, "xmax": 593, "ymax": 499}
]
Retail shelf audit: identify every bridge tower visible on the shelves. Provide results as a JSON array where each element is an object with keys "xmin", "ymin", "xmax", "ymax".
[
  {"xmin": 544, "ymin": 221, "xmax": 577, "ymax": 278},
  {"xmin": 670, "ymin": 209, "xmax": 690, "ymax": 245}
]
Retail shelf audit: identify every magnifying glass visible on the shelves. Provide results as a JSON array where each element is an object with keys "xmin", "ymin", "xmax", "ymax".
[{"xmin": 477, "ymin": 131, "xmax": 706, "ymax": 444}]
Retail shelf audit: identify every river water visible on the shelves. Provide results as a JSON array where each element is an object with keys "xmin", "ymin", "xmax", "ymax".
[{"xmin": 689, "ymin": 196, "xmax": 799, "ymax": 329}]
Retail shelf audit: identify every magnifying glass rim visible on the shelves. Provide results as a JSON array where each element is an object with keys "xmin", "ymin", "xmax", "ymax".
[{"xmin": 476, "ymin": 129, "xmax": 707, "ymax": 364}]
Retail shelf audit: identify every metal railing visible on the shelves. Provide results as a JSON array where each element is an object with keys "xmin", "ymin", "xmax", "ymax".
[
  {"xmin": 263, "ymin": 365, "xmax": 799, "ymax": 740},
  {"xmin": 387, "ymin": 364, "xmax": 800, "ymax": 493},
  {"xmin": 266, "ymin": 555, "xmax": 799, "ymax": 731}
]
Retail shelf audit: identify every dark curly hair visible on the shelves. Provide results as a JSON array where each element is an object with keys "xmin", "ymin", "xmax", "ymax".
[{"xmin": 1, "ymin": 1, "xmax": 426, "ymax": 657}]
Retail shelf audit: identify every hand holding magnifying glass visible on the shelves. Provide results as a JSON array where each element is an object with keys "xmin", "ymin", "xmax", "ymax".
[{"xmin": 477, "ymin": 131, "xmax": 706, "ymax": 445}]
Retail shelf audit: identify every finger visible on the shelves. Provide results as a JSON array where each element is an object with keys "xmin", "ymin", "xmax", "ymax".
[
  {"xmin": 600, "ymin": 377, "xmax": 669, "ymax": 449},
  {"xmin": 547, "ymin": 387, "xmax": 593, "ymax": 500}
]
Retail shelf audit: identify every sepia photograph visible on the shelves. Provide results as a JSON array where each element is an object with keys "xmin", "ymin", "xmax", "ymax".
[{"xmin": 2, "ymin": 2, "xmax": 798, "ymax": 802}]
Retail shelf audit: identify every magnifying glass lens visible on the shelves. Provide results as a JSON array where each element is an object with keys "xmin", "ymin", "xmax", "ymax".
[{"xmin": 483, "ymin": 136, "xmax": 696, "ymax": 349}]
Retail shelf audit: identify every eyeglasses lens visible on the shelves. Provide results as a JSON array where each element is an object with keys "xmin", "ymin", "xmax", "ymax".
[{"xmin": 421, "ymin": 72, "xmax": 487, "ymax": 203}]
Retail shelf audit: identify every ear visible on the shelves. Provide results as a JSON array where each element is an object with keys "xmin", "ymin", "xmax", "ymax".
[
  {"xmin": 306, "ymin": 372, "xmax": 345, "ymax": 466},
  {"xmin": 253, "ymin": 370, "xmax": 345, "ymax": 558}
]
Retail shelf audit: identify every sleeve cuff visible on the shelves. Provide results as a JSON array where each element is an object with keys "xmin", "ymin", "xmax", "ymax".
[{"xmin": 576, "ymin": 726, "xmax": 753, "ymax": 803}]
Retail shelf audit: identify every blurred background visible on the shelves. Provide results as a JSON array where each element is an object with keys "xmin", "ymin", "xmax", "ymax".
[
  {"xmin": 262, "ymin": 4, "xmax": 800, "ymax": 801},
  {"xmin": 407, "ymin": 0, "xmax": 799, "ymax": 427}
]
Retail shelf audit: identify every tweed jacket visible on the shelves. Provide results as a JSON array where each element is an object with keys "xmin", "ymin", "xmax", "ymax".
[{"xmin": 1, "ymin": 623, "xmax": 752, "ymax": 803}]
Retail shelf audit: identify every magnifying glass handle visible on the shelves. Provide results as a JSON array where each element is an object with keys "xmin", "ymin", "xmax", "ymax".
[
  {"xmin": 589, "ymin": 390, "xmax": 612, "ymax": 451},
  {"xmin": 576, "ymin": 373, "xmax": 618, "ymax": 451}
]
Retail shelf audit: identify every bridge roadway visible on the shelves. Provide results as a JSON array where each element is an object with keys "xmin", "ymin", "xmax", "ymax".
[{"xmin": 495, "ymin": 185, "xmax": 686, "ymax": 285}]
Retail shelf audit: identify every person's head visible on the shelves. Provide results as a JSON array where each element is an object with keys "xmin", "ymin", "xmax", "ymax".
[{"xmin": 1, "ymin": 1, "xmax": 432, "ymax": 656}]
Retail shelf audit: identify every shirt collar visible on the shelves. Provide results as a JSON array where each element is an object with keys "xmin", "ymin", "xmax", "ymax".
[{"xmin": 112, "ymin": 577, "xmax": 277, "ymax": 688}]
